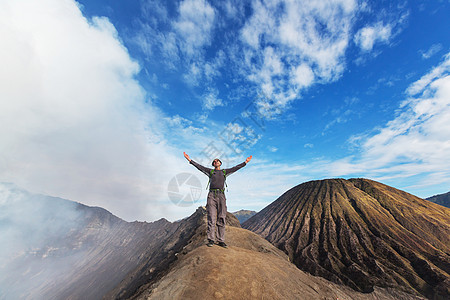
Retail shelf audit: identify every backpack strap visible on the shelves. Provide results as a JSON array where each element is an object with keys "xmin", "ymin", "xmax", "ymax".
[{"xmin": 206, "ymin": 169, "xmax": 214, "ymax": 190}]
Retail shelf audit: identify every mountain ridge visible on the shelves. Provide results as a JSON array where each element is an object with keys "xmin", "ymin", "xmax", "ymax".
[
  {"xmin": 123, "ymin": 207, "xmax": 424, "ymax": 300},
  {"xmin": 242, "ymin": 178, "xmax": 450, "ymax": 299},
  {"xmin": 232, "ymin": 209, "xmax": 258, "ymax": 224},
  {"xmin": 426, "ymin": 191, "xmax": 450, "ymax": 208}
]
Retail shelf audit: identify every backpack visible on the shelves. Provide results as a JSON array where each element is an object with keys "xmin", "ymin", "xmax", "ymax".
[{"xmin": 206, "ymin": 169, "xmax": 227, "ymax": 191}]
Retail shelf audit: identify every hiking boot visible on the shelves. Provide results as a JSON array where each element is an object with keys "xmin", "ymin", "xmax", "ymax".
[
  {"xmin": 218, "ymin": 241, "xmax": 228, "ymax": 248},
  {"xmin": 206, "ymin": 239, "xmax": 214, "ymax": 247}
]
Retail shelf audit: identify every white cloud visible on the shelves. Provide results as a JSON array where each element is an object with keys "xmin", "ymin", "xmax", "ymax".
[
  {"xmin": 291, "ymin": 64, "xmax": 315, "ymax": 89},
  {"xmin": 327, "ymin": 52, "xmax": 450, "ymax": 193},
  {"xmin": 164, "ymin": 115, "xmax": 207, "ymax": 136},
  {"xmin": 406, "ymin": 52, "xmax": 450, "ymax": 96},
  {"xmin": 0, "ymin": 0, "xmax": 203, "ymax": 222},
  {"xmin": 354, "ymin": 21, "xmax": 393, "ymax": 51},
  {"xmin": 142, "ymin": 0, "xmax": 169, "ymax": 23},
  {"xmin": 240, "ymin": 0, "xmax": 358, "ymax": 117},
  {"xmin": 268, "ymin": 146, "xmax": 278, "ymax": 152},
  {"xmin": 182, "ymin": 51, "xmax": 225, "ymax": 86},
  {"xmin": 131, "ymin": 0, "xmax": 179, "ymax": 67},
  {"xmin": 221, "ymin": 0, "xmax": 245, "ymax": 20},
  {"xmin": 421, "ymin": 43, "xmax": 443, "ymax": 59},
  {"xmin": 135, "ymin": 0, "xmax": 221, "ymax": 87},
  {"xmin": 173, "ymin": 0, "xmax": 216, "ymax": 58},
  {"xmin": 202, "ymin": 88, "xmax": 224, "ymax": 110},
  {"xmin": 137, "ymin": 0, "xmax": 216, "ymax": 62}
]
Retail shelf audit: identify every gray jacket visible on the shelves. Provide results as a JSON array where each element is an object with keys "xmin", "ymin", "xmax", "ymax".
[{"xmin": 190, "ymin": 160, "xmax": 246, "ymax": 190}]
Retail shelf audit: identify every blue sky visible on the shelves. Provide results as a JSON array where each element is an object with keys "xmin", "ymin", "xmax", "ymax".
[{"xmin": 0, "ymin": 0, "xmax": 449, "ymax": 221}]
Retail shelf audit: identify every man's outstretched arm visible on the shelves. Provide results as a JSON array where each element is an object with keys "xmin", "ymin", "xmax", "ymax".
[
  {"xmin": 225, "ymin": 155, "xmax": 253, "ymax": 175},
  {"xmin": 183, "ymin": 152, "xmax": 211, "ymax": 176}
]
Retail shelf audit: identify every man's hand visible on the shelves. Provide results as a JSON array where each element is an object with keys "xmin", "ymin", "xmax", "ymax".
[
  {"xmin": 245, "ymin": 155, "xmax": 252, "ymax": 163},
  {"xmin": 183, "ymin": 152, "xmax": 191, "ymax": 162}
]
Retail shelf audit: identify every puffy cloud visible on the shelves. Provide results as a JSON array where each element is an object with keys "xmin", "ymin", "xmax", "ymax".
[
  {"xmin": 354, "ymin": 21, "xmax": 393, "ymax": 51},
  {"xmin": 202, "ymin": 88, "xmax": 224, "ymax": 110},
  {"xmin": 135, "ymin": 0, "xmax": 407, "ymax": 118},
  {"xmin": 240, "ymin": 0, "xmax": 358, "ymax": 116},
  {"xmin": 135, "ymin": 0, "xmax": 220, "ymax": 86},
  {"xmin": 0, "ymin": 0, "xmax": 198, "ymax": 222},
  {"xmin": 291, "ymin": 64, "xmax": 315, "ymax": 89},
  {"xmin": 173, "ymin": 0, "xmax": 216, "ymax": 58},
  {"xmin": 138, "ymin": 0, "xmax": 216, "ymax": 61}
]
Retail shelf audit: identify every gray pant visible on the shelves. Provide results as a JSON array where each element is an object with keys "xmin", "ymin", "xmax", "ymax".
[{"xmin": 206, "ymin": 191, "xmax": 227, "ymax": 242}]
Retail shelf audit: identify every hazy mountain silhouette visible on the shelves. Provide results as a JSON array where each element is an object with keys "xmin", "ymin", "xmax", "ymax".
[
  {"xmin": 232, "ymin": 209, "xmax": 258, "ymax": 224},
  {"xmin": 0, "ymin": 183, "xmax": 182, "ymax": 299},
  {"xmin": 242, "ymin": 178, "xmax": 450, "ymax": 299},
  {"xmin": 426, "ymin": 191, "xmax": 450, "ymax": 208}
]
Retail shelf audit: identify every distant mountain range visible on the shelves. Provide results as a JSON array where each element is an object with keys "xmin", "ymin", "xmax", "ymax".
[
  {"xmin": 426, "ymin": 191, "xmax": 450, "ymax": 208},
  {"xmin": 232, "ymin": 209, "xmax": 257, "ymax": 224},
  {"xmin": 0, "ymin": 182, "xmax": 179, "ymax": 299},
  {"xmin": 242, "ymin": 178, "xmax": 450, "ymax": 299},
  {"xmin": 1, "ymin": 180, "xmax": 448, "ymax": 299}
]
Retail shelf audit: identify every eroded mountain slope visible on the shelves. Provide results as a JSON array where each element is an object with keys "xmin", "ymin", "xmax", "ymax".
[{"xmin": 242, "ymin": 178, "xmax": 450, "ymax": 299}]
